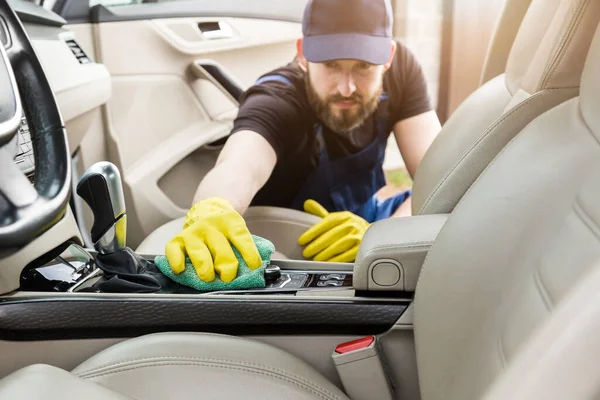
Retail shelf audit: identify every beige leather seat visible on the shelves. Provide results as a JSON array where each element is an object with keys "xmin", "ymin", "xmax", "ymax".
[
  {"xmin": 412, "ymin": 0, "xmax": 600, "ymax": 215},
  {"xmin": 2, "ymin": 13, "xmax": 600, "ymax": 400},
  {"xmin": 137, "ymin": 0, "xmax": 600, "ymax": 258},
  {"xmin": 413, "ymin": 21, "xmax": 600, "ymax": 398}
]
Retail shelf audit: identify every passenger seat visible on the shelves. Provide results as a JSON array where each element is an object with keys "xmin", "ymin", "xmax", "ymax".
[
  {"xmin": 137, "ymin": 0, "xmax": 600, "ymax": 258},
  {"xmin": 412, "ymin": 0, "xmax": 600, "ymax": 215}
]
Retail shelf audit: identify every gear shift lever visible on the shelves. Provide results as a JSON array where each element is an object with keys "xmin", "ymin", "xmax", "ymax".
[
  {"xmin": 74, "ymin": 162, "xmax": 169, "ymax": 294},
  {"xmin": 76, "ymin": 161, "xmax": 127, "ymax": 254}
]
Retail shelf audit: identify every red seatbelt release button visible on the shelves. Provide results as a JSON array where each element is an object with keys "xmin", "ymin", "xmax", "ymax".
[
  {"xmin": 335, "ymin": 336, "xmax": 375, "ymax": 354},
  {"xmin": 332, "ymin": 335, "xmax": 393, "ymax": 400}
]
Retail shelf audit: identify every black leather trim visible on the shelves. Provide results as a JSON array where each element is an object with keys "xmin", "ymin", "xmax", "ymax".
[{"xmin": 0, "ymin": 297, "xmax": 407, "ymax": 341}]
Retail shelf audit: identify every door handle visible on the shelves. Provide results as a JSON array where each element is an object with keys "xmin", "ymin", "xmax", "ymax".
[
  {"xmin": 190, "ymin": 59, "xmax": 243, "ymax": 105},
  {"xmin": 198, "ymin": 21, "xmax": 235, "ymax": 40}
]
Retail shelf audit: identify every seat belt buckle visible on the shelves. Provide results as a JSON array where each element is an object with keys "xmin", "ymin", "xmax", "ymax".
[{"xmin": 332, "ymin": 336, "xmax": 394, "ymax": 400}]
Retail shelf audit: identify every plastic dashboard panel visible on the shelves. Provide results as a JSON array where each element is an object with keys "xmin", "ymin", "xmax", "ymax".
[
  {"xmin": 25, "ymin": 23, "xmax": 111, "ymax": 124},
  {"xmin": 0, "ymin": 296, "xmax": 408, "ymax": 341}
]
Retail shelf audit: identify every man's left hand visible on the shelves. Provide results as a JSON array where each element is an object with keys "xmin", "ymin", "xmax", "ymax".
[{"xmin": 298, "ymin": 200, "xmax": 369, "ymax": 263}]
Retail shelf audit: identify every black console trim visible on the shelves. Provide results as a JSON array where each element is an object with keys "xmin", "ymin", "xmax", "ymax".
[{"xmin": 0, "ymin": 297, "xmax": 407, "ymax": 341}]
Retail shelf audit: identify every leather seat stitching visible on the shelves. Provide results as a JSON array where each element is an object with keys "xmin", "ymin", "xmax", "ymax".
[
  {"xmin": 496, "ymin": 335, "xmax": 508, "ymax": 368},
  {"xmin": 573, "ymin": 199, "xmax": 600, "ymax": 241},
  {"xmin": 76, "ymin": 356, "xmax": 341, "ymax": 398},
  {"xmin": 366, "ymin": 241, "xmax": 434, "ymax": 249},
  {"xmin": 418, "ymin": 89, "xmax": 555, "ymax": 215},
  {"xmin": 539, "ymin": 0, "xmax": 589, "ymax": 89},
  {"xmin": 76, "ymin": 355, "xmax": 321, "ymax": 383},
  {"xmin": 533, "ymin": 266, "xmax": 554, "ymax": 312},
  {"xmin": 80, "ymin": 360, "xmax": 342, "ymax": 400},
  {"xmin": 362, "ymin": 243, "xmax": 433, "ymax": 258}
]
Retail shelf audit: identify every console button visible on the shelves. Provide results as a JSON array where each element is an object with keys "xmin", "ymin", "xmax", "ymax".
[
  {"xmin": 269, "ymin": 273, "xmax": 307, "ymax": 289},
  {"xmin": 317, "ymin": 280, "xmax": 343, "ymax": 287},
  {"xmin": 320, "ymin": 273, "xmax": 345, "ymax": 281},
  {"xmin": 288, "ymin": 273, "xmax": 308, "ymax": 288}
]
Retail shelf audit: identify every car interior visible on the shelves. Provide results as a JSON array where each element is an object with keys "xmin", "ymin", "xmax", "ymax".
[{"xmin": 1, "ymin": 0, "xmax": 600, "ymax": 398}]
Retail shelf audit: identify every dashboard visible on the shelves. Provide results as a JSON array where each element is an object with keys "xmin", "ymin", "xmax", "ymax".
[{"xmin": 2, "ymin": 1, "xmax": 111, "ymax": 183}]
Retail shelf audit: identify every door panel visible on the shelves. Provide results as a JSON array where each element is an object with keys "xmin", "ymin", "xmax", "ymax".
[{"xmin": 91, "ymin": 13, "xmax": 301, "ymax": 247}]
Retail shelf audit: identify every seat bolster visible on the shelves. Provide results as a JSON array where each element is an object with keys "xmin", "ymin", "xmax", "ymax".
[
  {"xmin": 414, "ymin": 85, "xmax": 577, "ymax": 215},
  {"xmin": 0, "ymin": 364, "xmax": 133, "ymax": 400},
  {"xmin": 412, "ymin": 74, "xmax": 512, "ymax": 215},
  {"xmin": 72, "ymin": 332, "xmax": 349, "ymax": 400}
]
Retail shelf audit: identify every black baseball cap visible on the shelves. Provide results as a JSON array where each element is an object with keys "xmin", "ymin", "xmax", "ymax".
[{"xmin": 302, "ymin": 0, "xmax": 394, "ymax": 65}]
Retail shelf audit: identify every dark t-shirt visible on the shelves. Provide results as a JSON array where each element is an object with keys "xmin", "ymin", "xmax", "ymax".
[{"xmin": 231, "ymin": 41, "xmax": 432, "ymax": 208}]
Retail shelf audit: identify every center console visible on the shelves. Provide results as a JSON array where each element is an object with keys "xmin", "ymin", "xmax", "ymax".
[
  {"xmin": 5, "ymin": 161, "xmax": 415, "ymax": 341},
  {"xmin": 12, "ymin": 240, "xmax": 403, "ymax": 341},
  {"xmin": 20, "ymin": 242, "xmax": 354, "ymax": 296}
]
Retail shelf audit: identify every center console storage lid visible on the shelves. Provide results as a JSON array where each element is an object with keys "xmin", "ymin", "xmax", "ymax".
[{"xmin": 353, "ymin": 214, "xmax": 448, "ymax": 292}]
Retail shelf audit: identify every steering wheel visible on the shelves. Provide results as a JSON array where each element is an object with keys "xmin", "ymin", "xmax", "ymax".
[{"xmin": 0, "ymin": 1, "xmax": 70, "ymax": 249}]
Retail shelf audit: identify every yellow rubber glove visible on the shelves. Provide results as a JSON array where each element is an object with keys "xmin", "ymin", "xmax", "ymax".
[
  {"xmin": 165, "ymin": 198, "xmax": 262, "ymax": 282},
  {"xmin": 297, "ymin": 199, "xmax": 369, "ymax": 263}
]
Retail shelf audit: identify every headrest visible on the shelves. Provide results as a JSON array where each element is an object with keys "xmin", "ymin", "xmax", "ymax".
[
  {"xmin": 580, "ymin": 24, "xmax": 600, "ymax": 139},
  {"xmin": 506, "ymin": 0, "xmax": 600, "ymax": 95}
]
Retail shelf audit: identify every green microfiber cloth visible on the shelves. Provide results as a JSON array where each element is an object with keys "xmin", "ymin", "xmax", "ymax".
[{"xmin": 153, "ymin": 235, "xmax": 275, "ymax": 291}]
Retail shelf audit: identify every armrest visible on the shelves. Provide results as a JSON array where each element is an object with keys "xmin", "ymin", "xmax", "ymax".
[{"xmin": 354, "ymin": 214, "xmax": 449, "ymax": 292}]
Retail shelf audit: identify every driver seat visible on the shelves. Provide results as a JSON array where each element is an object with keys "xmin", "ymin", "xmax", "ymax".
[
  {"xmin": 137, "ymin": 0, "xmax": 600, "ymax": 259},
  {"xmin": 2, "ymin": 13, "xmax": 600, "ymax": 400}
]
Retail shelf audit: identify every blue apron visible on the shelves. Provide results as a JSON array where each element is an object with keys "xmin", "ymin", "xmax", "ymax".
[{"xmin": 255, "ymin": 74, "xmax": 411, "ymax": 223}]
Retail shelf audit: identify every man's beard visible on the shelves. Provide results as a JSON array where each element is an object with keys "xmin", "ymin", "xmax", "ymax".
[{"xmin": 305, "ymin": 71, "xmax": 382, "ymax": 133}]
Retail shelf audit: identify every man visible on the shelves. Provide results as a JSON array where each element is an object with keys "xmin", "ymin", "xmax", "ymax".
[{"xmin": 166, "ymin": 0, "xmax": 442, "ymax": 282}]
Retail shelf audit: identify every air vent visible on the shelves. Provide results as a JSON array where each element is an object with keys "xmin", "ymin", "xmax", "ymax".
[{"xmin": 65, "ymin": 39, "xmax": 92, "ymax": 64}]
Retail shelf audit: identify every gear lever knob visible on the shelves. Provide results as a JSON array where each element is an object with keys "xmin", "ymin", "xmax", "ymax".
[{"xmin": 76, "ymin": 161, "xmax": 126, "ymax": 254}]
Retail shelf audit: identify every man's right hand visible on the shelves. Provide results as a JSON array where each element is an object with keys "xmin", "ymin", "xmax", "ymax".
[{"xmin": 165, "ymin": 198, "xmax": 262, "ymax": 283}]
